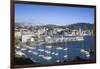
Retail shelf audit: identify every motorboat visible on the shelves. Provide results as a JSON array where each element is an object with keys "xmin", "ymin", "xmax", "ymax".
[
  {"xmin": 56, "ymin": 47, "xmax": 63, "ymax": 50},
  {"xmin": 32, "ymin": 51, "xmax": 38, "ymax": 55},
  {"xmin": 64, "ymin": 48, "xmax": 68, "ymax": 51},
  {"xmin": 43, "ymin": 56, "xmax": 52, "ymax": 60}
]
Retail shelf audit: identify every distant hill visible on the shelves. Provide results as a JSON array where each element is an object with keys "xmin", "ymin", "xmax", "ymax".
[
  {"xmin": 15, "ymin": 23, "xmax": 94, "ymax": 30},
  {"xmin": 42, "ymin": 24, "xmax": 58, "ymax": 28},
  {"xmin": 42, "ymin": 23, "xmax": 94, "ymax": 30},
  {"xmin": 67, "ymin": 23, "xmax": 94, "ymax": 30},
  {"xmin": 15, "ymin": 23, "xmax": 33, "ymax": 29}
]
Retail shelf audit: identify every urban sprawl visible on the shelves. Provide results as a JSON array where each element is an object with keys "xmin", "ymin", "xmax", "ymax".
[{"xmin": 15, "ymin": 23, "xmax": 93, "ymax": 46}]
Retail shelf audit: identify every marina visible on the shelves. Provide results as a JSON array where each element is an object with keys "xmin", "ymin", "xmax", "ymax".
[{"xmin": 15, "ymin": 36, "xmax": 95, "ymax": 64}]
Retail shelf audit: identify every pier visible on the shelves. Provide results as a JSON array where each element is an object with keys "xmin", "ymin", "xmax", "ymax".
[{"xmin": 28, "ymin": 36, "xmax": 84, "ymax": 46}]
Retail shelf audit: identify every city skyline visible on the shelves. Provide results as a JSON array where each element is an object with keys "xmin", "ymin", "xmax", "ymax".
[{"xmin": 15, "ymin": 4, "xmax": 94, "ymax": 25}]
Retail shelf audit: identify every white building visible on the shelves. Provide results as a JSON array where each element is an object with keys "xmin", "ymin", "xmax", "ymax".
[
  {"xmin": 15, "ymin": 31, "xmax": 21, "ymax": 39},
  {"xmin": 22, "ymin": 34, "xmax": 33, "ymax": 42},
  {"xmin": 45, "ymin": 36, "xmax": 53, "ymax": 43}
]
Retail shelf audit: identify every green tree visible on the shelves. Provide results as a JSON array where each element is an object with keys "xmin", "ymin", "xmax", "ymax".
[{"xmin": 26, "ymin": 40, "xmax": 31, "ymax": 45}]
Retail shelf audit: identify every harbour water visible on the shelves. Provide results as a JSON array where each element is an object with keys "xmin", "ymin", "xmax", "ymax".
[{"xmin": 16, "ymin": 36, "xmax": 95, "ymax": 64}]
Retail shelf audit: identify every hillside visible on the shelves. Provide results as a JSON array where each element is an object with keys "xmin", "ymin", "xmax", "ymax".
[{"xmin": 67, "ymin": 23, "xmax": 93, "ymax": 30}]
